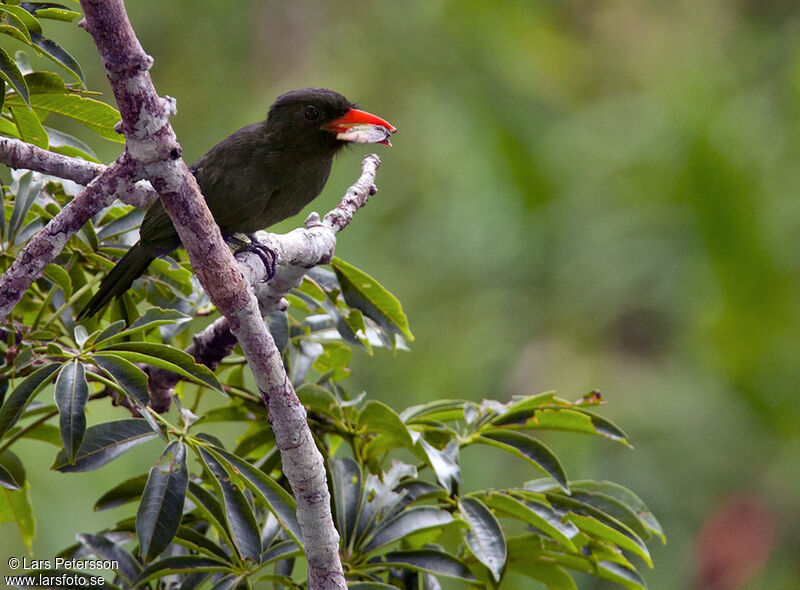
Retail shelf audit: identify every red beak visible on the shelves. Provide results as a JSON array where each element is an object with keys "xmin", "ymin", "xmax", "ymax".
[{"xmin": 325, "ymin": 108, "xmax": 397, "ymax": 146}]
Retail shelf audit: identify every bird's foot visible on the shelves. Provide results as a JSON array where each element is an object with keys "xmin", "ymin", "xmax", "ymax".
[{"xmin": 247, "ymin": 241, "xmax": 277, "ymax": 282}]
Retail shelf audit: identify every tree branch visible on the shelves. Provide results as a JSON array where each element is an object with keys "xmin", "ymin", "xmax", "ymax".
[
  {"xmin": 77, "ymin": 1, "xmax": 346, "ymax": 586},
  {"xmin": 0, "ymin": 155, "xmax": 143, "ymax": 321},
  {"xmin": 0, "ymin": 136, "xmax": 158, "ymax": 207}
]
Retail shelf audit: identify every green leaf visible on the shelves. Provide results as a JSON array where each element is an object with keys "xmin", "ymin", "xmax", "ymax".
[
  {"xmin": 52, "ymin": 418, "xmax": 157, "ymax": 472},
  {"xmin": 261, "ymin": 539, "xmax": 301, "ymax": 565},
  {"xmin": 482, "ymin": 492, "xmax": 580, "ymax": 552},
  {"xmin": 0, "ymin": 463, "xmax": 21, "ymax": 489},
  {"xmin": 0, "ymin": 481, "xmax": 35, "ymax": 552},
  {"xmin": 582, "ymin": 411, "xmax": 631, "ymax": 446},
  {"xmin": 54, "ymin": 360, "xmax": 88, "ymax": 463},
  {"xmin": 6, "ymin": 92, "xmax": 121, "ymax": 142},
  {"xmin": 296, "ymin": 383, "xmax": 343, "ymax": 421},
  {"xmin": 330, "ymin": 458, "xmax": 362, "ymax": 546},
  {"xmin": 0, "ymin": 8, "xmax": 32, "ymax": 42},
  {"xmin": 400, "ymin": 399, "xmax": 467, "ymax": 423},
  {"xmin": 507, "ymin": 554, "xmax": 578, "ymax": 590},
  {"xmin": 359, "ymin": 400, "xmax": 414, "ymax": 448},
  {"xmin": 331, "ymin": 256, "xmax": 414, "ymax": 342},
  {"xmin": 9, "ymin": 103, "xmax": 48, "ymax": 148},
  {"xmin": 31, "ymin": 7, "xmax": 81, "ymax": 22},
  {"xmin": 564, "ymin": 513, "xmax": 652, "ymax": 567},
  {"xmin": 28, "ymin": 31, "xmax": 84, "ymax": 84},
  {"xmin": 134, "ymin": 556, "xmax": 232, "ymax": 587},
  {"xmin": 8, "ymin": 170, "xmax": 43, "ymax": 239},
  {"xmin": 209, "ymin": 447, "xmax": 302, "ymax": 545},
  {"xmin": 92, "ymin": 353, "xmax": 149, "ymax": 407},
  {"xmin": 187, "ymin": 481, "xmax": 230, "ymax": 536},
  {"xmin": 363, "ymin": 506, "xmax": 454, "ymax": 553},
  {"xmin": 137, "ymin": 441, "xmax": 189, "ymax": 562},
  {"xmin": 0, "ymin": 363, "xmax": 60, "ymax": 438},
  {"xmin": 596, "ymin": 561, "xmax": 646, "ymax": 590},
  {"xmin": 0, "ymin": 451, "xmax": 25, "ymax": 489},
  {"xmin": 459, "ymin": 497, "xmax": 507, "ymax": 582},
  {"xmin": 85, "ymin": 319, "xmax": 126, "ymax": 349},
  {"xmin": 98, "ymin": 342, "xmax": 223, "ymax": 393},
  {"xmin": 0, "ymin": 5, "xmax": 41, "ymax": 34},
  {"xmin": 94, "ymin": 473, "xmax": 149, "ymax": 510},
  {"xmin": 24, "ymin": 71, "xmax": 66, "ymax": 93},
  {"xmin": 77, "ymin": 533, "xmax": 141, "ymax": 584},
  {"xmin": 43, "ymin": 264, "xmax": 72, "ymax": 299},
  {"xmin": 378, "ymin": 549, "xmax": 475, "ymax": 582},
  {"xmin": 571, "ymin": 480, "xmax": 664, "ymax": 543},
  {"xmin": 173, "ymin": 526, "xmax": 231, "ymax": 561},
  {"xmin": 478, "ymin": 430, "xmax": 569, "ymax": 492},
  {"xmin": 0, "ymin": 48, "xmax": 30, "ymax": 104},
  {"xmin": 196, "ymin": 447, "xmax": 261, "ymax": 562},
  {"xmin": 417, "ymin": 438, "xmax": 461, "ymax": 494}
]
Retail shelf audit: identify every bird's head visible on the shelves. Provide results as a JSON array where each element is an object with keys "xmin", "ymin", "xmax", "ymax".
[{"xmin": 267, "ymin": 88, "xmax": 396, "ymax": 153}]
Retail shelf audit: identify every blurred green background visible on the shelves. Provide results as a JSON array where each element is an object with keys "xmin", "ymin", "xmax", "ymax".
[{"xmin": 3, "ymin": 0, "xmax": 800, "ymax": 587}]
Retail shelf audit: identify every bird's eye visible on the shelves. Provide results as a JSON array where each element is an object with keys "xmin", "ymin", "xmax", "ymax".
[{"xmin": 304, "ymin": 106, "xmax": 320, "ymax": 121}]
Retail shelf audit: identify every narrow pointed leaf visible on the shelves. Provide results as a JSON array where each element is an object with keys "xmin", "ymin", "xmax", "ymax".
[
  {"xmin": 94, "ymin": 473, "xmax": 149, "ymax": 510},
  {"xmin": 363, "ymin": 506, "xmax": 454, "ymax": 553},
  {"xmin": 0, "ymin": 482, "xmax": 34, "ymax": 552},
  {"xmin": 0, "ymin": 463, "xmax": 21, "ymax": 490},
  {"xmin": 92, "ymin": 354, "xmax": 149, "ymax": 407},
  {"xmin": 479, "ymin": 430, "xmax": 568, "ymax": 492},
  {"xmin": 43, "ymin": 264, "xmax": 72, "ymax": 299},
  {"xmin": 52, "ymin": 419, "xmax": 157, "ymax": 472},
  {"xmin": 0, "ymin": 363, "xmax": 59, "ymax": 437},
  {"xmin": 77, "ymin": 533, "xmax": 141, "ymax": 583},
  {"xmin": 197, "ymin": 447, "xmax": 261, "ymax": 562},
  {"xmin": 9, "ymin": 104, "xmax": 48, "ymax": 148},
  {"xmin": 134, "ymin": 556, "xmax": 232, "ymax": 586},
  {"xmin": 459, "ymin": 497, "xmax": 506, "ymax": 582},
  {"xmin": 98, "ymin": 342, "xmax": 223, "ymax": 393},
  {"xmin": 28, "ymin": 31, "xmax": 84, "ymax": 84},
  {"xmin": 359, "ymin": 400, "xmax": 414, "ymax": 448},
  {"xmin": 331, "ymin": 457, "xmax": 362, "ymax": 544},
  {"xmin": 564, "ymin": 513, "xmax": 652, "ymax": 567},
  {"xmin": 0, "ymin": 47, "xmax": 29, "ymax": 105},
  {"xmin": 483, "ymin": 492, "xmax": 579, "ymax": 552},
  {"xmin": 0, "ymin": 5, "xmax": 41, "ymax": 33},
  {"xmin": 174, "ymin": 526, "xmax": 231, "ymax": 561},
  {"xmin": 331, "ymin": 257, "xmax": 414, "ymax": 341},
  {"xmin": 54, "ymin": 360, "xmax": 88, "ymax": 463},
  {"xmin": 261, "ymin": 539, "xmax": 301, "ymax": 565},
  {"xmin": 571, "ymin": 480, "xmax": 664, "ymax": 543},
  {"xmin": 378, "ymin": 549, "xmax": 475, "ymax": 582},
  {"xmin": 9, "ymin": 171, "xmax": 43, "ymax": 239},
  {"xmin": 137, "ymin": 442, "xmax": 189, "ymax": 562},
  {"xmin": 210, "ymin": 447, "xmax": 301, "ymax": 545},
  {"xmin": 597, "ymin": 561, "xmax": 646, "ymax": 589}
]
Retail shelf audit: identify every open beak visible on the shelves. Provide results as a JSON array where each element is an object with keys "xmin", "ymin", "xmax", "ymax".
[{"xmin": 325, "ymin": 108, "xmax": 397, "ymax": 146}]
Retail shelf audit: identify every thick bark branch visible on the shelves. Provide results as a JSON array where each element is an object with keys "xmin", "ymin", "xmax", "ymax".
[
  {"xmin": 77, "ymin": 1, "xmax": 346, "ymax": 586},
  {"xmin": 0, "ymin": 136, "xmax": 158, "ymax": 207}
]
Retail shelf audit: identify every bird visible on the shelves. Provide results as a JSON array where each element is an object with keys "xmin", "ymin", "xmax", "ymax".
[{"xmin": 77, "ymin": 88, "xmax": 395, "ymax": 319}]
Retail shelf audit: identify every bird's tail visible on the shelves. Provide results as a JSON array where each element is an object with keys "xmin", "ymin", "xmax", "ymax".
[{"xmin": 77, "ymin": 242, "xmax": 156, "ymax": 320}]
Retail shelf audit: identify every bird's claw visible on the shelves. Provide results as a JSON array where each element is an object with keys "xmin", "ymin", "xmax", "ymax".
[{"xmin": 249, "ymin": 242, "xmax": 277, "ymax": 282}]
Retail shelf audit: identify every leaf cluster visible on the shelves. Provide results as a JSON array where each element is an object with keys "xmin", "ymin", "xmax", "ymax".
[{"xmin": 1, "ymin": 0, "xmax": 121, "ymax": 157}]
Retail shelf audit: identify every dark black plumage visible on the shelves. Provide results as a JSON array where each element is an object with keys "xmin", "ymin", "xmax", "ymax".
[{"xmin": 78, "ymin": 88, "xmax": 394, "ymax": 319}]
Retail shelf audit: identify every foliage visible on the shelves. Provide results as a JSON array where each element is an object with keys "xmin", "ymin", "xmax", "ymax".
[{"xmin": 1, "ymin": 2, "xmax": 663, "ymax": 588}]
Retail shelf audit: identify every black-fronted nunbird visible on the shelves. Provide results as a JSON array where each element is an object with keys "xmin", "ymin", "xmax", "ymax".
[{"xmin": 78, "ymin": 87, "xmax": 395, "ymax": 319}]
